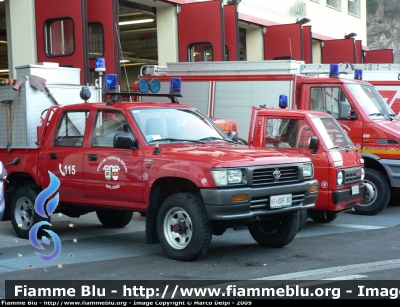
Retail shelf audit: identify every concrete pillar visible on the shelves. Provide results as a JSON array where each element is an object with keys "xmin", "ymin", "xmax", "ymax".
[
  {"xmin": 246, "ymin": 27, "xmax": 263, "ymax": 61},
  {"xmin": 7, "ymin": 0, "xmax": 37, "ymax": 78},
  {"xmin": 157, "ymin": 5, "xmax": 178, "ymax": 66}
]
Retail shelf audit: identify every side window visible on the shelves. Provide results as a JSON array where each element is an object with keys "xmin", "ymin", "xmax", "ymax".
[
  {"xmin": 45, "ymin": 18, "xmax": 74, "ymax": 56},
  {"xmin": 92, "ymin": 111, "xmax": 132, "ymax": 147},
  {"xmin": 265, "ymin": 118, "xmax": 302, "ymax": 148},
  {"xmin": 88, "ymin": 22, "xmax": 104, "ymax": 60},
  {"xmin": 188, "ymin": 43, "xmax": 213, "ymax": 62},
  {"xmin": 310, "ymin": 87, "xmax": 349, "ymax": 119},
  {"xmin": 54, "ymin": 111, "xmax": 88, "ymax": 147}
]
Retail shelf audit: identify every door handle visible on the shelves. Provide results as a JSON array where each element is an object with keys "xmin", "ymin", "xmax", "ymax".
[
  {"xmin": 88, "ymin": 154, "xmax": 98, "ymax": 161},
  {"xmin": 49, "ymin": 153, "xmax": 58, "ymax": 159}
]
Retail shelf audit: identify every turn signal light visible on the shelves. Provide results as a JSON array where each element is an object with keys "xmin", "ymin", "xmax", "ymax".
[
  {"xmin": 232, "ymin": 195, "xmax": 247, "ymax": 202},
  {"xmin": 309, "ymin": 185, "xmax": 318, "ymax": 193}
]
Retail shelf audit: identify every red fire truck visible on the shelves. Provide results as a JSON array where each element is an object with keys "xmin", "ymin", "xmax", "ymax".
[{"xmin": 139, "ymin": 59, "xmax": 400, "ymax": 216}]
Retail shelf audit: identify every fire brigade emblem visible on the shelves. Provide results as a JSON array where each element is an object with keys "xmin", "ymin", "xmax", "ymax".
[
  {"xmin": 103, "ymin": 165, "xmax": 120, "ymax": 180},
  {"xmin": 97, "ymin": 156, "xmax": 128, "ymax": 189},
  {"xmin": 103, "ymin": 165, "xmax": 112, "ymax": 180}
]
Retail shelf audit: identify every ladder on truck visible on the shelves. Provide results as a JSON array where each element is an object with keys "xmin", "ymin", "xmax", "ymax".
[
  {"xmin": 140, "ymin": 60, "xmax": 305, "ymax": 76},
  {"xmin": 300, "ymin": 63, "xmax": 400, "ymax": 81},
  {"xmin": 140, "ymin": 61, "xmax": 400, "ymax": 81}
]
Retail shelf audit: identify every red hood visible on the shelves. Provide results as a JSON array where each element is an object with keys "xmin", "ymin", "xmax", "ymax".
[{"xmin": 146, "ymin": 143, "xmax": 311, "ymax": 167}]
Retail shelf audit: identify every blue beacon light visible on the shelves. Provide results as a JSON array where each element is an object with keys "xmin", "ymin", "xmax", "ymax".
[
  {"xmin": 279, "ymin": 95, "xmax": 288, "ymax": 109},
  {"xmin": 105, "ymin": 74, "xmax": 118, "ymax": 91},
  {"xmin": 170, "ymin": 78, "xmax": 182, "ymax": 95},
  {"xmin": 329, "ymin": 64, "xmax": 339, "ymax": 78},
  {"xmin": 354, "ymin": 69, "xmax": 363, "ymax": 80},
  {"xmin": 95, "ymin": 57, "xmax": 106, "ymax": 72}
]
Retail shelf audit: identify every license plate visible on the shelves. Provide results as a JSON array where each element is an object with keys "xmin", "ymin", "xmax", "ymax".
[
  {"xmin": 351, "ymin": 185, "xmax": 359, "ymax": 195},
  {"xmin": 270, "ymin": 194, "xmax": 292, "ymax": 209}
]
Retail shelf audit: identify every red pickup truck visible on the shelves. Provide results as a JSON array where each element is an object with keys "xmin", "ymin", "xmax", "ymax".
[
  {"xmin": 217, "ymin": 103, "xmax": 366, "ymax": 226},
  {"xmin": 1, "ymin": 87, "xmax": 319, "ymax": 261}
]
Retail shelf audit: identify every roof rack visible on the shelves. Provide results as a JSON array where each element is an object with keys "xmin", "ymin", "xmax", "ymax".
[{"xmin": 105, "ymin": 92, "xmax": 182, "ymax": 105}]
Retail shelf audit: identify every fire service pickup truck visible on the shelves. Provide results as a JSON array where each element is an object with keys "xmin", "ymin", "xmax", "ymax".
[
  {"xmin": 219, "ymin": 99, "xmax": 366, "ymax": 225},
  {"xmin": 0, "ymin": 63, "xmax": 318, "ymax": 261}
]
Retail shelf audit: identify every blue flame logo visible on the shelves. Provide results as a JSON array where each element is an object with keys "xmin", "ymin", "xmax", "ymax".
[{"xmin": 29, "ymin": 171, "xmax": 62, "ymax": 261}]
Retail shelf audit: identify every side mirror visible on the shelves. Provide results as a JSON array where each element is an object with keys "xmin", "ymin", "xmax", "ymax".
[
  {"xmin": 338, "ymin": 101, "xmax": 357, "ymax": 120},
  {"xmin": 309, "ymin": 136, "xmax": 318, "ymax": 154},
  {"xmin": 113, "ymin": 133, "xmax": 138, "ymax": 149},
  {"xmin": 227, "ymin": 131, "xmax": 239, "ymax": 142}
]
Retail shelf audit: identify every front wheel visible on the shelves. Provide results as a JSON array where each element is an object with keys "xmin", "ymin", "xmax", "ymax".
[
  {"xmin": 354, "ymin": 168, "xmax": 390, "ymax": 216},
  {"xmin": 10, "ymin": 186, "xmax": 49, "ymax": 239},
  {"xmin": 308, "ymin": 210, "xmax": 337, "ymax": 223},
  {"xmin": 156, "ymin": 193, "xmax": 212, "ymax": 261},
  {"xmin": 96, "ymin": 209, "xmax": 133, "ymax": 228},
  {"xmin": 248, "ymin": 210, "xmax": 300, "ymax": 247}
]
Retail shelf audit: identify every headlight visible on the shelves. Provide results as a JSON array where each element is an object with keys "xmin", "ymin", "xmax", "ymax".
[
  {"xmin": 211, "ymin": 169, "xmax": 243, "ymax": 186},
  {"xmin": 360, "ymin": 167, "xmax": 365, "ymax": 180},
  {"xmin": 337, "ymin": 171, "xmax": 344, "ymax": 186},
  {"xmin": 302, "ymin": 163, "xmax": 313, "ymax": 178}
]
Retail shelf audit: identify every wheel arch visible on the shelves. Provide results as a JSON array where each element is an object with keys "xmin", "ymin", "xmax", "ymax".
[{"xmin": 145, "ymin": 177, "xmax": 200, "ymax": 244}]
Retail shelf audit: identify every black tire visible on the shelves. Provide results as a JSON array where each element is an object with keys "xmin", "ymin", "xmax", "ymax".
[
  {"xmin": 309, "ymin": 210, "xmax": 337, "ymax": 223},
  {"xmin": 96, "ymin": 209, "xmax": 133, "ymax": 228},
  {"xmin": 248, "ymin": 210, "xmax": 300, "ymax": 247},
  {"xmin": 156, "ymin": 192, "xmax": 212, "ymax": 261},
  {"xmin": 298, "ymin": 209, "xmax": 308, "ymax": 231},
  {"xmin": 354, "ymin": 168, "xmax": 390, "ymax": 216},
  {"xmin": 10, "ymin": 186, "xmax": 49, "ymax": 239}
]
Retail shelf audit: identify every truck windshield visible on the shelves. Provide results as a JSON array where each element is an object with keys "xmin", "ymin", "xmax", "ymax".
[
  {"xmin": 311, "ymin": 117, "xmax": 354, "ymax": 150},
  {"xmin": 347, "ymin": 84, "xmax": 395, "ymax": 120},
  {"xmin": 130, "ymin": 107, "xmax": 227, "ymax": 143}
]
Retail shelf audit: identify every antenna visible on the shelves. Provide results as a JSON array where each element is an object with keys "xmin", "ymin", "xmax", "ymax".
[{"xmin": 115, "ymin": 23, "xmax": 132, "ymax": 102}]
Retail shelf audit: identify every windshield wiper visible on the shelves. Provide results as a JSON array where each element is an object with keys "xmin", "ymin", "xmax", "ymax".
[
  {"xmin": 368, "ymin": 112, "xmax": 385, "ymax": 117},
  {"xmin": 149, "ymin": 138, "xmax": 205, "ymax": 144},
  {"xmin": 199, "ymin": 137, "xmax": 235, "ymax": 143}
]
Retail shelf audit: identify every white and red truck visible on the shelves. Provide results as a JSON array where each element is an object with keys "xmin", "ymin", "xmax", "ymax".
[
  {"xmin": 0, "ymin": 62, "xmax": 319, "ymax": 261},
  {"xmin": 139, "ymin": 59, "xmax": 400, "ymax": 216}
]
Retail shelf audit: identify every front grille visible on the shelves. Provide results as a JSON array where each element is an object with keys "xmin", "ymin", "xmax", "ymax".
[
  {"xmin": 343, "ymin": 167, "xmax": 363, "ymax": 185},
  {"xmin": 250, "ymin": 165, "xmax": 300, "ymax": 187},
  {"xmin": 250, "ymin": 192, "xmax": 306, "ymax": 211}
]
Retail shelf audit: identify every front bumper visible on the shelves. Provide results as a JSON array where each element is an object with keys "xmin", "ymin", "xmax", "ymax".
[
  {"xmin": 333, "ymin": 183, "xmax": 366, "ymax": 204},
  {"xmin": 200, "ymin": 179, "xmax": 318, "ymax": 221}
]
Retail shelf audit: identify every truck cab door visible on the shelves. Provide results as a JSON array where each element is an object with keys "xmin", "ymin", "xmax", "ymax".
[
  {"xmin": 42, "ymin": 110, "xmax": 88, "ymax": 202},
  {"xmin": 83, "ymin": 110, "xmax": 144, "ymax": 209},
  {"xmin": 306, "ymin": 85, "xmax": 363, "ymax": 145}
]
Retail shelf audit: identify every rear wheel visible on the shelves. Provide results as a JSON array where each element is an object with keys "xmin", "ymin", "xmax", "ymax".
[
  {"xmin": 10, "ymin": 186, "xmax": 48, "ymax": 239},
  {"xmin": 157, "ymin": 193, "xmax": 212, "ymax": 261},
  {"xmin": 354, "ymin": 168, "xmax": 390, "ymax": 216},
  {"xmin": 248, "ymin": 210, "xmax": 300, "ymax": 247},
  {"xmin": 96, "ymin": 209, "xmax": 133, "ymax": 228},
  {"xmin": 309, "ymin": 210, "xmax": 337, "ymax": 223}
]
